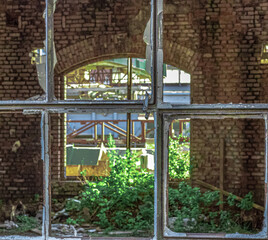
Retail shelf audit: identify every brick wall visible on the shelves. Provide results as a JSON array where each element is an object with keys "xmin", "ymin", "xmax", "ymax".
[
  {"xmin": 0, "ymin": 0, "xmax": 267, "ymax": 202},
  {"xmin": 0, "ymin": 113, "xmax": 42, "ymax": 200},
  {"xmin": 191, "ymin": 119, "xmax": 265, "ymax": 205}
]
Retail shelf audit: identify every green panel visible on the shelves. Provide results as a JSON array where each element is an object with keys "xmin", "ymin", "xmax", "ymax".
[
  {"xmin": 173, "ymin": 122, "xmax": 180, "ymax": 132},
  {"xmin": 66, "ymin": 145, "xmax": 100, "ymax": 166},
  {"xmin": 109, "ymin": 58, "xmax": 128, "ymax": 66},
  {"xmin": 109, "ymin": 58, "xmax": 166, "ymax": 76}
]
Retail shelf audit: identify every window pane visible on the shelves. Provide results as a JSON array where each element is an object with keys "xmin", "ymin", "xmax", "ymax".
[
  {"xmin": 0, "ymin": 112, "xmax": 42, "ymax": 236},
  {"xmin": 163, "ymin": 1, "xmax": 268, "ymax": 104},
  {"xmin": 54, "ymin": 1, "xmax": 152, "ymax": 102},
  {"xmin": 51, "ymin": 112, "xmax": 154, "ymax": 238},
  {"xmin": 166, "ymin": 118, "xmax": 265, "ymax": 236}
]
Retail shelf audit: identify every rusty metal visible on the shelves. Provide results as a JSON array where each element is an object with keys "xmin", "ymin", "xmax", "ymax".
[{"xmin": 66, "ymin": 119, "xmax": 153, "ymax": 146}]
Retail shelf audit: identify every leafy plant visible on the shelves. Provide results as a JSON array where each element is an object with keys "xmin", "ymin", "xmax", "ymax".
[
  {"xmin": 237, "ymin": 192, "xmax": 253, "ymax": 211},
  {"xmin": 169, "ymin": 182, "xmax": 258, "ymax": 233},
  {"xmin": 65, "ymin": 134, "xmax": 154, "ymax": 232},
  {"xmin": 66, "ymin": 217, "xmax": 84, "ymax": 225},
  {"xmin": 227, "ymin": 194, "xmax": 236, "ymax": 206},
  {"xmin": 63, "ymin": 135, "xmax": 258, "ymax": 235},
  {"xmin": 33, "ymin": 194, "xmax": 40, "ymax": 202},
  {"xmin": 168, "ymin": 136, "xmax": 190, "ymax": 180},
  {"xmin": 16, "ymin": 215, "xmax": 39, "ymax": 232}
]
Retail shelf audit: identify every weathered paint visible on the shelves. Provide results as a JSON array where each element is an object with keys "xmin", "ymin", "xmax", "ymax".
[
  {"xmin": 42, "ymin": 111, "xmax": 51, "ymax": 239},
  {"xmin": 45, "ymin": 0, "xmax": 56, "ymax": 102}
]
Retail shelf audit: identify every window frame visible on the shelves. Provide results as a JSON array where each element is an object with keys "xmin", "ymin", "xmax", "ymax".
[
  {"xmin": 162, "ymin": 113, "xmax": 268, "ymax": 239},
  {"xmin": 0, "ymin": 0, "xmax": 267, "ymax": 239}
]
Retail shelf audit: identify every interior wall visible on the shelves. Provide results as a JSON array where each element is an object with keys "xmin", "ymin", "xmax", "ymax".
[{"xmin": 0, "ymin": 0, "xmax": 267, "ymax": 201}]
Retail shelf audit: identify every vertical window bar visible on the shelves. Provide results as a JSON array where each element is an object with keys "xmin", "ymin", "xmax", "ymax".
[
  {"xmin": 154, "ymin": 0, "xmax": 164, "ymax": 239},
  {"xmin": 154, "ymin": 111, "xmax": 164, "ymax": 239},
  {"xmin": 150, "ymin": 0, "xmax": 156, "ymax": 105},
  {"xmin": 42, "ymin": 111, "xmax": 51, "ymax": 239},
  {"xmin": 45, "ymin": 0, "xmax": 55, "ymax": 102},
  {"xmin": 156, "ymin": 0, "xmax": 163, "ymax": 106}
]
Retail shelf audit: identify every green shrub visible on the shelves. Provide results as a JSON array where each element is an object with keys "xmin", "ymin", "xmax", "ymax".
[
  {"xmin": 64, "ymin": 135, "xmax": 257, "ymax": 234},
  {"xmin": 65, "ymin": 135, "xmax": 154, "ymax": 232},
  {"xmin": 16, "ymin": 215, "xmax": 39, "ymax": 232},
  {"xmin": 168, "ymin": 136, "xmax": 190, "ymax": 180},
  {"xmin": 169, "ymin": 182, "xmax": 257, "ymax": 233}
]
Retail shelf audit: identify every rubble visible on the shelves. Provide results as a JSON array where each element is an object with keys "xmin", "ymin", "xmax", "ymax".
[
  {"xmin": 52, "ymin": 208, "xmax": 69, "ymax": 220},
  {"xmin": 4, "ymin": 220, "xmax": 18, "ymax": 230}
]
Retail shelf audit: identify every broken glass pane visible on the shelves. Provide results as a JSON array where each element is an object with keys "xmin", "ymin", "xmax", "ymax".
[
  {"xmin": 167, "ymin": 117, "xmax": 265, "ymax": 236},
  {"xmin": 0, "ymin": 112, "xmax": 42, "ymax": 236},
  {"xmin": 51, "ymin": 112, "xmax": 154, "ymax": 238}
]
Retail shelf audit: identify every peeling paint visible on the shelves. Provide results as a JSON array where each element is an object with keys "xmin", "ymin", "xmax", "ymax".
[
  {"xmin": 164, "ymin": 226, "xmax": 186, "ymax": 237},
  {"xmin": 23, "ymin": 110, "xmax": 42, "ymax": 115}
]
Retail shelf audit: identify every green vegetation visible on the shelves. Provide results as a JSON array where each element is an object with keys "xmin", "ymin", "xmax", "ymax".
[
  {"xmin": 63, "ymin": 135, "xmax": 261, "ymax": 235},
  {"xmin": 65, "ymin": 135, "xmax": 154, "ymax": 234},
  {"xmin": 16, "ymin": 215, "xmax": 39, "ymax": 232},
  {"xmin": 169, "ymin": 182, "xmax": 257, "ymax": 233},
  {"xmin": 0, "ymin": 215, "xmax": 40, "ymax": 235},
  {"xmin": 168, "ymin": 136, "xmax": 190, "ymax": 179}
]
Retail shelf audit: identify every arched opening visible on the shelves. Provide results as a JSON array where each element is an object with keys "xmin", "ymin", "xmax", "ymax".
[
  {"xmin": 62, "ymin": 57, "xmax": 192, "ymax": 178},
  {"xmin": 64, "ymin": 57, "xmax": 191, "ymax": 104},
  {"xmin": 65, "ymin": 58, "xmax": 151, "ymax": 101}
]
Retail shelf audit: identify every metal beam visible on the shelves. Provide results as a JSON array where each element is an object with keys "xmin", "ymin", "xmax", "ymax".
[
  {"xmin": 45, "ymin": 0, "xmax": 55, "ymax": 102},
  {"xmin": 41, "ymin": 111, "xmax": 51, "ymax": 239},
  {"xmin": 2, "ymin": 101, "xmax": 268, "ymax": 111},
  {"xmin": 154, "ymin": 0, "xmax": 164, "ymax": 237},
  {"xmin": 154, "ymin": 111, "xmax": 164, "ymax": 239}
]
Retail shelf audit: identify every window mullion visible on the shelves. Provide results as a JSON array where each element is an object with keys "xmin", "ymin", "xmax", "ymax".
[
  {"xmin": 46, "ymin": 0, "xmax": 55, "ymax": 102},
  {"xmin": 154, "ymin": 0, "xmax": 164, "ymax": 239},
  {"xmin": 42, "ymin": 111, "xmax": 51, "ymax": 239}
]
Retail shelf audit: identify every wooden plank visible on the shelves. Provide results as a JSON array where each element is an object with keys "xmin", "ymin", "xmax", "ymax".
[{"xmin": 196, "ymin": 179, "xmax": 264, "ymax": 212}]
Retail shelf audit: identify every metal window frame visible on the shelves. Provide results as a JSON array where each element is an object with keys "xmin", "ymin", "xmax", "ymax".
[
  {"xmin": 0, "ymin": 0, "xmax": 268, "ymax": 239},
  {"xmin": 162, "ymin": 113, "xmax": 268, "ymax": 239}
]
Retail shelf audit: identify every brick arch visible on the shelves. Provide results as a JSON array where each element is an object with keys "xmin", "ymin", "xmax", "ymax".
[
  {"xmin": 163, "ymin": 39, "xmax": 201, "ymax": 75},
  {"xmin": 55, "ymin": 34, "xmax": 201, "ymax": 76},
  {"xmin": 55, "ymin": 34, "xmax": 146, "ymax": 75}
]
